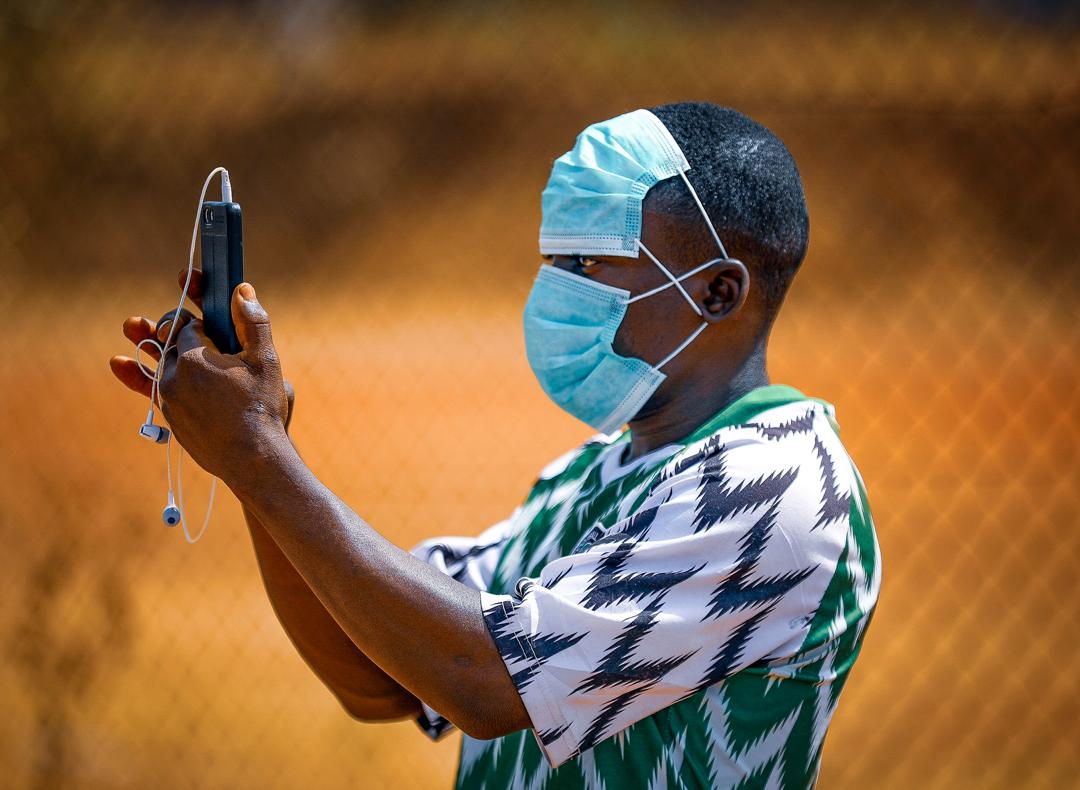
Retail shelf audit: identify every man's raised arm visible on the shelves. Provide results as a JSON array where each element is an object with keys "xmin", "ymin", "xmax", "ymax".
[
  {"xmin": 225, "ymin": 426, "xmax": 530, "ymax": 740},
  {"xmin": 243, "ymin": 503, "xmax": 422, "ymax": 722},
  {"xmin": 109, "ymin": 270, "xmax": 420, "ymax": 723},
  {"xmin": 142, "ymin": 282, "xmax": 531, "ymax": 741}
]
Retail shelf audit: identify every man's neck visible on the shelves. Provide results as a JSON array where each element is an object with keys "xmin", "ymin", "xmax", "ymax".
[{"xmin": 625, "ymin": 343, "xmax": 770, "ymax": 461}]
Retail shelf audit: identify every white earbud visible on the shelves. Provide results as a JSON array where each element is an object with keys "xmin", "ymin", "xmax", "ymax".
[
  {"xmin": 162, "ymin": 491, "xmax": 181, "ymax": 527},
  {"xmin": 139, "ymin": 403, "xmax": 170, "ymax": 443},
  {"xmin": 140, "ymin": 425, "xmax": 170, "ymax": 443}
]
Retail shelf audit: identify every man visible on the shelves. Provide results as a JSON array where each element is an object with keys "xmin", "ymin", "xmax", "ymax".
[{"xmin": 111, "ymin": 102, "xmax": 881, "ymax": 788}]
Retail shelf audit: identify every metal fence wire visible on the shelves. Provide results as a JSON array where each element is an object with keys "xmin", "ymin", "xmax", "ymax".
[{"xmin": 1, "ymin": 1, "xmax": 1077, "ymax": 788}]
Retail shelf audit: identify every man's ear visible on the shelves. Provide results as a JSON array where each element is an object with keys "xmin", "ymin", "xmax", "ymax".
[{"xmin": 699, "ymin": 260, "xmax": 751, "ymax": 322}]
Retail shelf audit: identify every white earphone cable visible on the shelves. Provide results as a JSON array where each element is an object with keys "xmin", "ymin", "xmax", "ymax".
[
  {"xmin": 174, "ymin": 437, "xmax": 214, "ymax": 543},
  {"xmin": 134, "ymin": 167, "xmax": 230, "ymax": 543}
]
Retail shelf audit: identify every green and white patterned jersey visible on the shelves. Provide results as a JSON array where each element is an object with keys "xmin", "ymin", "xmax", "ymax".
[{"xmin": 411, "ymin": 384, "xmax": 881, "ymax": 789}]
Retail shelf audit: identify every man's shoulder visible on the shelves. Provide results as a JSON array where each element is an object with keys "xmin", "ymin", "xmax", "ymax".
[
  {"xmin": 646, "ymin": 398, "xmax": 862, "ymax": 546},
  {"xmin": 660, "ymin": 398, "xmax": 844, "ymax": 478}
]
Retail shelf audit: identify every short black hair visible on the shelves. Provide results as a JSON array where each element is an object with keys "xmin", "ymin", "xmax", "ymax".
[{"xmin": 647, "ymin": 102, "xmax": 809, "ymax": 318}]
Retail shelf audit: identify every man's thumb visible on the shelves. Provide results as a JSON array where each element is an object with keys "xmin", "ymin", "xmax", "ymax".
[{"xmin": 231, "ymin": 283, "xmax": 275, "ymax": 363}]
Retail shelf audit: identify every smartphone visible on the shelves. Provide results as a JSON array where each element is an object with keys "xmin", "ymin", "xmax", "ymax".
[{"xmin": 199, "ymin": 200, "xmax": 244, "ymax": 354}]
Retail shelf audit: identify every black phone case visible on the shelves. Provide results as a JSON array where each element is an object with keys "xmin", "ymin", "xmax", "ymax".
[{"xmin": 199, "ymin": 201, "xmax": 244, "ymax": 354}]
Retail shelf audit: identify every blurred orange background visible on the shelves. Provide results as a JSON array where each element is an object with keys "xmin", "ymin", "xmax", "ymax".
[{"xmin": 1, "ymin": 1, "xmax": 1077, "ymax": 788}]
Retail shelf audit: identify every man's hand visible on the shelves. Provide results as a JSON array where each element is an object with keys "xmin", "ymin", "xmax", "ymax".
[{"xmin": 110, "ymin": 270, "xmax": 293, "ymax": 479}]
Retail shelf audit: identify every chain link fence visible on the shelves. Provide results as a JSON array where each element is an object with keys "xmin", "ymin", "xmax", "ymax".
[{"xmin": 1, "ymin": 1, "xmax": 1077, "ymax": 787}]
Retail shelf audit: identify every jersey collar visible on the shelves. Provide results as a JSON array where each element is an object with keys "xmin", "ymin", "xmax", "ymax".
[{"xmin": 616, "ymin": 383, "xmax": 818, "ymax": 450}]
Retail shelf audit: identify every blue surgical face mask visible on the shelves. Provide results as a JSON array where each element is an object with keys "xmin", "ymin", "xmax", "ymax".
[
  {"xmin": 523, "ymin": 247, "xmax": 742, "ymax": 435},
  {"xmin": 524, "ymin": 108, "xmax": 747, "ymax": 434}
]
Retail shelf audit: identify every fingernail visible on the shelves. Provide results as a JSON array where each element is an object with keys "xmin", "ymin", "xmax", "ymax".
[{"xmin": 239, "ymin": 283, "xmax": 256, "ymax": 301}]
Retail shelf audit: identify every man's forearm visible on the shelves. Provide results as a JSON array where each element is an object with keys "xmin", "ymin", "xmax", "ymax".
[
  {"xmin": 242, "ymin": 503, "xmax": 422, "ymax": 721},
  {"xmin": 226, "ymin": 430, "xmax": 530, "ymax": 741}
]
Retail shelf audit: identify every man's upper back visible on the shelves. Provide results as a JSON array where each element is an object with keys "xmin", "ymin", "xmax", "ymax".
[{"xmin": 413, "ymin": 384, "xmax": 881, "ymax": 789}]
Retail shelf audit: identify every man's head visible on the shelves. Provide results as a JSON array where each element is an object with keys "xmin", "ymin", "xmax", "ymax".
[
  {"xmin": 646, "ymin": 102, "xmax": 809, "ymax": 320},
  {"xmin": 528, "ymin": 102, "xmax": 809, "ymax": 432}
]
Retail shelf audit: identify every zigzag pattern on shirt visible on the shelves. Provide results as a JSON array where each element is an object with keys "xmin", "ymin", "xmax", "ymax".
[
  {"xmin": 580, "ymin": 598, "xmax": 662, "ymax": 674},
  {"xmin": 584, "ymin": 489, "xmax": 671, "ymax": 550},
  {"xmin": 574, "ymin": 600, "xmax": 697, "ymax": 691},
  {"xmin": 705, "ymin": 501, "xmax": 817, "ymax": 620},
  {"xmin": 426, "ymin": 537, "xmax": 510, "ymax": 584},
  {"xmin": 577, "ymin": 490, "xmax": 689, "ymax": 608},
  {"xmin": 575, "ymin": 655, "xmax": 699, "ymax": 753},
  {"xmin": 657, "ymin": 434, "xmax": 727, "ymax": 484},
  {"xmin": 484, "ymin": 597, "xmax": 530, "ymax": 666},
  {"xmin": 693, "ymin": 448, "xmax": 800, "ymax": 533},
  {"xmin": 573, "ymin": 602, "xmax": 699, "ymax": 752},
  {"xmin": 427, "ymin": 537, "xmax": 506, "ymax": 566},
  {"xmin": 487, "ymin": 596, "xmax": 590, "ymax": 692},
  {"xmin": 583, "ymin": 564, "xmax": 708, "ymax": 611},
  {"xmin": 575, "ymin": 648, "xmax": 699, "ymax": 696},
  {"xmin": 577, "ymin": 687, "xmax": 641, "ymax": 754},
  {"xmin": 512, "ymin": 630, "xmax": 590, "ymax": 691},
  {"xmin": 537, "ymin": 722, "xmax": 571, "ymax": 747},
  {"xmin": 733, "ymin": 751, "xmax": 783, "ymax": 790},
  {"xmin": 745, "ymin": 407, "xmax": 817, "ymax": 441},
  {"xmin": 580, "ymin": 519, "xmax": 705, "ymax": 610},
  {"xmin": 811, "ymin": 434, "xmax": 851, "ymax": 531},
  {"xmin": 643, "ymin": 723, "xmax": 690, "ymax": 790},
  {"xmin": 541, "ymin": 564, "xmax": 573, "ymax": 589},
  {"xmin": 693, "ymin": 601, "xmax": 778, "ymax": 694}
]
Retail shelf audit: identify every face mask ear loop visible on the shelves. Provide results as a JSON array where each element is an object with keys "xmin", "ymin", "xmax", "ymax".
[
  {"xmin": 678, "ymin": 170, "xmax": 729, "ymax": 260},
  {"xmin": 656, "ymin": 321, "xmax": 708, "ymax": 370},
  {"xmin": 632, "ymin": 242, "xmax": 704, "ymax": 315}
]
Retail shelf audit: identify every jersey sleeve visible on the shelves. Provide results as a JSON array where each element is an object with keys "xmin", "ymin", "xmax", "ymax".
[
  {"xmin": 478, "ymin": 434, "xmax": 843, "ymax": 767},
  {"xmin": 410, "ymin": 514, "xmax": 518, "ymax": 594},
  {"xmin": 408, "ymin": 515, "xmax": 519, "ymax": 740}
]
